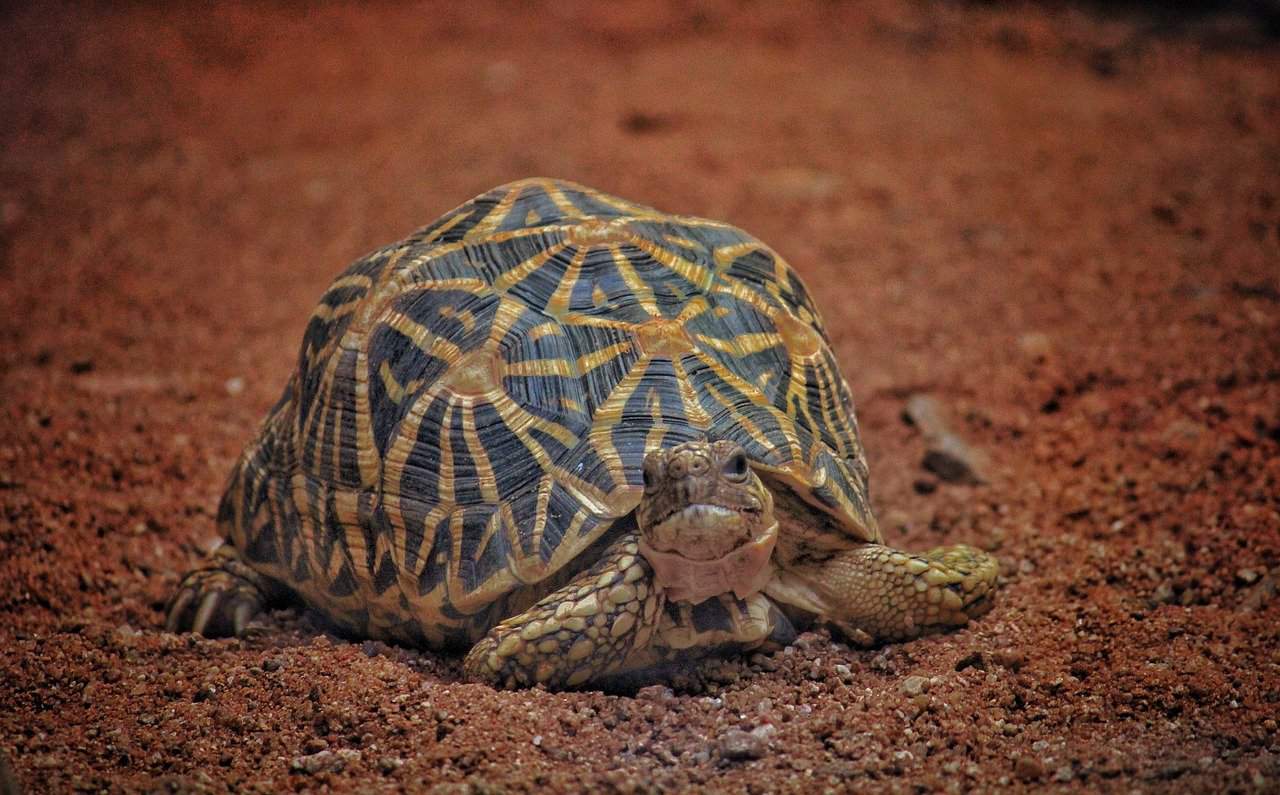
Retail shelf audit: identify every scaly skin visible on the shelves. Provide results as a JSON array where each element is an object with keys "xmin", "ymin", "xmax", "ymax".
[
  {"xmin": 462, "ymin": 537, "xmax": 665, "ymax": 689},
  {"xmin": 766, "ymin": 542, "xmax": 998, "ymax": 646}
]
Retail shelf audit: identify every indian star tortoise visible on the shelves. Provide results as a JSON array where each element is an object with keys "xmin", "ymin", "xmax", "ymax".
[{"xmin": 166, "ymin": 178, "xmax": 998, "ymax": 689}]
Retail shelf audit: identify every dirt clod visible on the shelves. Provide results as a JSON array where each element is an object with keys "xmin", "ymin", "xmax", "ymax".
[{"xmin": 717, "ymin": 729, "xmax": 768, "ymax": 761}]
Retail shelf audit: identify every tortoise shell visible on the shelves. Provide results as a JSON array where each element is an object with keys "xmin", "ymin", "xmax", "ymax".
[{"xmin": 218, "ymin": 178, "xmax": 878, "ymax": 647}]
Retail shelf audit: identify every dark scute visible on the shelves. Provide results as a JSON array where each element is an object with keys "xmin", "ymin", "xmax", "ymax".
[
  {"xmin": 244, "ymin": 515, "xmax": 277, "ymax": 564},
  {"xmin": 473, "ymin": 402, "xmax": 544, "ymax": 502},
  {"xmin": 329, "ymin": 561, "xmax": 358, "ymax": 597},
  {"xmin": 397, "ymin": 395, "xmax": 448, "ymax": 503},
  {"xmin": 417, "ymin": 513, "xmax": 454, "ymax": 597},
  {"xmin": 373, "ymin": 551, "xmax": 398, "ymax": 595},
  {"xmin": 564, "ymin": 323, "xmax": 642, "ymax": 417},
  {"xmin": 291, "ymin": 549, "xmax": 311, "ymax": 584},
  {"xmin": 724, "ymin": 248, "xmax": 780, "ymax": 290}
]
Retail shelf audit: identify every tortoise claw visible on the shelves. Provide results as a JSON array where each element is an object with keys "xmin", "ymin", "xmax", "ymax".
[
  {"xmin": 191, "ymin": 591, "xmax": 222, "ymax": 636},
  {"xmin": 165, "ymin": 552, "xmax": 266, "ymax": 638},
  {"xmin": 165, "ymin": 588, "xmax": 196, "ymax": 633},
  {"xmin": 232, "ymin": 600, "xmax": 254, "ymax": 636}
]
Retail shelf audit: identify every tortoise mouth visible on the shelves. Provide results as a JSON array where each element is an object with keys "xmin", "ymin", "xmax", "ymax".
[{"xmin": 647, "ymin": 502, "xmax": 764, "ymax": 561}]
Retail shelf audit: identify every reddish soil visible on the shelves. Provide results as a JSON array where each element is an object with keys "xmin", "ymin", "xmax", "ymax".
[{"xmin": 2, "ymin": 2, "xmax": 1278, "ymax": 793}]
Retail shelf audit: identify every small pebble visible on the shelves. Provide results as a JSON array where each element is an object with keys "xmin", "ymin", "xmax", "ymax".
[
  {"xmin": 1015, "ymin": 755, "xmax": 1045, "ymax": 781},
  {"xmin": 291, "ymin": 750, "xmax": 339, "ymax": 775},
  {"xmin": 717, "ymin": 729, "xmax": 767, "ymax": 761},
  {"xmin": 224, "ymin": 376, "xmax": 245, "ymax": 396},
  {"xmin": 378, "ymin": 756, "xmax": 404, "ymax": 774},
  {"xmin": 304, "ymin": 738, "xmax": 328, "ymax": 754},
  {"xmin": 901, "ymin": 674, "xmax": 928, "ymax": 696}
]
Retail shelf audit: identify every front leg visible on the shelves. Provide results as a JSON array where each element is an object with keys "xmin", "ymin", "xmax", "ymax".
[
  {"xmin": 463, "ymin": 536, "xmax": 664, "ymax": 689},
  {"xmin": 768, "ymin": 543, "xmax": 998, "ymax": 645}
]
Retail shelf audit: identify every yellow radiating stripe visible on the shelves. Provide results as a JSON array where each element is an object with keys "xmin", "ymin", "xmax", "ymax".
[
  {"xmin": 487, "ymin": 296, "xmax": 525, "ymax": 344},
  {"xmin": 527, "ymin": 321, "xmax": 562, "ymax": 342},
  {"xmin": 711, "ymin": 280, "xmax": 777, "ymax": 318},
  {"xmin": 469, "ymin": 508, "xmax": 504, "ymax": 577},
  {"xmin": 577, "ymin": 356, "xmax": 653, "ymax": 487},
  {"xmin": 384, "ymin": 310, "xmax": 463, "ymax": 362},
  {"xmin": 556, "ymin": 312, "xmax": 636, "ymax": 332},
  {"xmin": 402, "ymin": 503, "xmax": 450, "ymax": 583},
  {"xmin": 675, "ymin": 295, "xmax": 709, "ymax": 324},
  {"xmin": 576, "ymin": 340, "xmax": 634, "ymax": 375},
  {"xmin": 504, "ymin": 358, "xmax": 575, "ymax": 378},
  {"xmin": 354, "ymin": 348, "xmax": 380, "ymax": 489},
  {"xmin": 528, "ymin": 478, "xmax": 553, "ymax": 563},
  {"xmin": 784, "ymin": 356, "xmax": 823, "ymax": 449},
  {"xmin": 492, "ymin": 241, "xmax": 569, "ymax": 293},
  {"xmin": 666, "ymin": 214, "xmax": 736, "ymax": 231},
  {"xmin": 701, "ymin": 378, "xmax": 775, "ymax": 459},
  {"xmin": 422, "ymin": 211, "xmax": 471, "ymax": 244},
  {"xmin": 578, "ymin": 188, "xmax": 664, "ymax": 221},
  {"xmin": 325, "ymin": 273, "xmax": 374, "ymax": 293},
  {"xmin": 541, "ymin": 179, "xmax": 589, "ymax": 220},
  {"xmin": 490, "ymin": 391, "xmax": 580, "ymax": 448},
  {"xmin": 330, "ymin": 402, "xmax": 344, "ymax": 485},
  {"xmin": 463, "ymin": 184, "xmax": 522, "ymax": 241},
  {"xmin": 310, "ymin": 300, "xmax": 360, "ymax": 323},
  {"xmin": 670, "ymin": 357, "xmax": 712, "ymax": 428},
  {"xmin": 663, "ymin": 233, "xmax": 701, "ymax": 250},
  {"xmin": 643, "ymin": 389, "xmax": 665, "ymax": 459},
  {"xmin": 459, "ymin": 397, "xmax": 500, "ymax": 504},
  {"xmin": 545, "ymin": 244, "xmax": 587, "ymax": 317},
  {"xmin": 712, "ymin": 241, "xmax": 763, "ymax": 268},
  {"xmin": 627, "ymin": 235, "xmax": 714, "ymax": 293},
  {"xmin": 813, "ymin": 358, "xmax": 858, "ymax": 458},
  {"xmin": 484, "ymin": 390, "xmax": 609, "ymax": 522},
  {"xmin": 300, "ymin": 332, "xmax": 350, "ymax": 476},
  {"xmin": 694, "ymin": 331, "xmax": 783, "ymax": 356},
  {"xmin": 609, "ymin": 244, "xmax": 658, "ymax": 317},
  {"xmin": 692, "ymin": 348, "xmax": 802, "ymax": 464},
  {"xmin": 437, "ymin": 401, "xmax": 456, "ymax": 505},
  {"xmin": 438, "ymin": 305, "xmax": 476, "ymax": 333},
  {"xmin": 378, "ymin": 361, "xmax": 407, "ymax": 403}
]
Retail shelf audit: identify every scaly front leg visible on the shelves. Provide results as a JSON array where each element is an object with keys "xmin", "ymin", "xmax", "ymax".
[
  {"xmin": 463, "ymin": 536, "xmax": 665, "ymax": 689},
  {"xmin": 767, "ymin": 544, "xmax": 998, "ymax": 646}
]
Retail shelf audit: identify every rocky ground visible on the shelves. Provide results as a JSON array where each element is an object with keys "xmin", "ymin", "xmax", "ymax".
[{"xmin": 1, "ymin": 2, "xmax": 1278, "ymax": 793}]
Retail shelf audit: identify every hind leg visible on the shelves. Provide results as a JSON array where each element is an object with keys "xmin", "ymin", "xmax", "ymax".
[{"xmin": 166, "ymin": 542, "xmax": 283, "ymax": 637}]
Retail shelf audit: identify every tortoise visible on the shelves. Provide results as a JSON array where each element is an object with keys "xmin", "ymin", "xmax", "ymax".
[{"xmin": 166, "ymin": 178, "xmax": 998, "ymax": 689}]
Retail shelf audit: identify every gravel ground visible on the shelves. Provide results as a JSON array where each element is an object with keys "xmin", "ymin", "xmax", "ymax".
[{"xmin": 1, "ymin": 2, "xmax": 1277, "ymax": 793}]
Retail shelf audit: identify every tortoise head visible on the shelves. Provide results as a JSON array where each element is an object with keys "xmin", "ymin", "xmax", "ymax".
[{"xmin": 635, "ymin": 439, "xmax": 779, "ymax": 604}]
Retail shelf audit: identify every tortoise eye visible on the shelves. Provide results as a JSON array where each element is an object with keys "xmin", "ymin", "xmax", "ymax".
[{"xmin": 723, "ymin": 451, "xmax": 749, "ymax": 482}]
